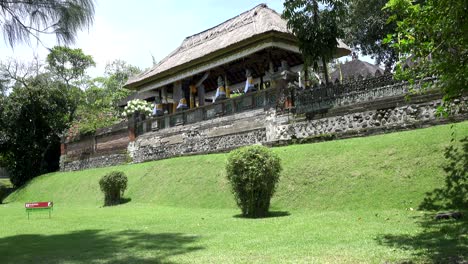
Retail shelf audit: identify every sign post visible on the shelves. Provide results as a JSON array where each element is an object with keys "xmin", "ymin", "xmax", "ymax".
[{"xmin": 25, "ymin": 202, "xmax": 53, "ymax": 219}]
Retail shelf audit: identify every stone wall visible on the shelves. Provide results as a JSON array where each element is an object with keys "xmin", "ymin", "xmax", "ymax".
[
  {"xmin": 130, "ymin": 109, "xmax": 267, "ymax": 163},
  {"xmin": 60, "ymin": 122, "xmax": 130, "ymax": 171},
  {"xmin": 268, "ymin": 93, "xmax": 467, "ymax": 144},
  {"xmin": 128, "ymin": 92, "xmax": 466, "ymax": 163},
  {"xmin": 60, "ymin": 76, "xmax": 467, "ymax": 171},
  {"xmin": 60, "ymin": 153, "xmax": 128, "ymax": 172}
]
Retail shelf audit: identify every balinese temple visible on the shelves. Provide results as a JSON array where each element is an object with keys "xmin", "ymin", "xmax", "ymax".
[
  {"xmin": 330, "ymin": 53, "xmax": 384, "ymax": 83},
  {"xmin": 124, "ymin": 4, "xmax": 351, "ymax": 116}
]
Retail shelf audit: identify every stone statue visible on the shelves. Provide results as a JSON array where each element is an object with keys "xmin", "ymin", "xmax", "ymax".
[
  {"xmin": 214, "ymin": 76, "xmax": 226, "ymax": 101},
  {"xmin": 176, "ymin": 97, "xmax": 188, "ymax": 111},
  {"xmin": 152, "ymin": 97, "xmax": 164, "ymax": 116}
]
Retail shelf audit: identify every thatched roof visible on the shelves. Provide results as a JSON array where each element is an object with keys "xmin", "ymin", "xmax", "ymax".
[
  {"xmin": 330, "ymin": 58, "xmax": 383, "ymax": 82},
  {"xmin": 125, "ymin": 3, "xmax": 351, "ymax": 91}
]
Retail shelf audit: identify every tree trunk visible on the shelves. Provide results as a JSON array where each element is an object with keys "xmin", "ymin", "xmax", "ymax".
[{"xmin": 322, "ymin": 57, "xmax": 329, "ymax": 85}]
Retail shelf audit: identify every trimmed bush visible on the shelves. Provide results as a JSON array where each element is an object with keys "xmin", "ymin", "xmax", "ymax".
[
  {"xmin": 99, "ymin": 171, "xmax": 128, "ymax": 206},
  {"xmin": 226, "ymin": 145, "xmax": 282, "ymax": 218}
]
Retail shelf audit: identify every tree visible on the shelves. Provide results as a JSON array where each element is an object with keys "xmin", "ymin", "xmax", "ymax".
[
  {"xmin": 103, "ymin": 60, "xmax": 140, "ymax": 105},
  {"xmin": 384, "ymin": 0, "xmax": 467, "ymax": 100},
  {"xmin": 68, "ymin": 60, "xmax": 141, "ymax": 136},
  {"xmin": 0, "ymin": 0, "xmax": 95, "ymax": 47},
  {"xmin": 45, "ymin": 46, "xmax": 94, "ymax": 130},
  {"xmin": 46, "ymin": 46, "xmax": 95, "ymax": 87},
  {"xmin": 0, "ymin": 77, "xmax": 76, "ymax": 187},
  {"xmin": 345, "ymin": 0, "xmax": 397, "ymax": 70},
  {"xmin": 283, "ymin": 0, "xmax": 348, "ymax": 84},
  {"xmin": 0, "ymin": 58, "xmax": 79, "ymax": 187}
]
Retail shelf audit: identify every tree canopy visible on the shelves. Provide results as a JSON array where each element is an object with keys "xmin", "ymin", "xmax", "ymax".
[
  {"xmin": 345, "ymin": 0, "xmax": 397, "ymax": 70},
  {"xmin": 47, "ymin": 46, "xmax": 95, "ymax": 87},
  {"xmin": 384, "ymin": 0, "xmax": 467, "ymax": 100},
  {"xmin": 0, "ymin": 0, "xmax": 95, "ymax": 47},
  {"xmin": 283, "ymin": 0, "xmax": 348, "ymax": 84},
  {"xmin": 68, "ymin": 60, "xmax": 140, "ymax": 137},
  {"xmin": 0, "ymin": 72, "xmax": 77, "ymax": 186}
]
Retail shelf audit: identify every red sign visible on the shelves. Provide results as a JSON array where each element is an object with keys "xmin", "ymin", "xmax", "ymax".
[{"xmin": 25, "ymin": 202, "xmax": 53, "ymax": 208}]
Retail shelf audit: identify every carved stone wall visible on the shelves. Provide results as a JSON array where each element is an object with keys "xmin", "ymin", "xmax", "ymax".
[
  {"xmin": 129, "ymin": 92, "xmax": 466, "ymax": 165},
  {"xmin": 59, "ymin": 76, "xmax": 467, "ymax": 171},
  {"xmin": 60, "ymin": 153, "xmax": 128, "ymax": 172},
  {"xmin": 268, "ymin": 93, "xmax": 466, "ymax": 144},
  {"xmin": 130, "ymin": 109, "xmax": 267, "ymax": 163}
]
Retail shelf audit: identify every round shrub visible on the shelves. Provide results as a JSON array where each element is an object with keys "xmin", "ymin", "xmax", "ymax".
[
  {"xmin": 99, "ymin": 171, "xmax": 128, "ymax": 206},
  {"xmin": 226, "ymin": 145, "xmax": 282, "ymax": 218}
]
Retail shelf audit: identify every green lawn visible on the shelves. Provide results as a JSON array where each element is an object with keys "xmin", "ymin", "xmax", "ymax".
[{"xmin": 1, "ymin": 122, "xmax": 467, "ymax": 263}]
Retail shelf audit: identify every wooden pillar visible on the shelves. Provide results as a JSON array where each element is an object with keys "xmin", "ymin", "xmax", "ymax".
[
  {"xmin": 60, "ymin": 142, "xmax": 67, "ymax": 155},
  {"xmin": 198, "ymin": 84, "xmax": 205, "ymax": 106},
  {"xmin": 224, "ymin": 75, "xmax": 230, "ymax": 98},
  {"xmin": 161, "ymin": 86, "xmax": 168, "ymax": 103},
  {"xmin": 128, "ymin": 127, "xmax": 136, "ymax": 142},
  {"xmin": 128, "ymin": 113, "xmax": 137, "ymax": 142},
  {"xmin": 189, "ymin": 84, "xmax": 196, "ymax": 108}
]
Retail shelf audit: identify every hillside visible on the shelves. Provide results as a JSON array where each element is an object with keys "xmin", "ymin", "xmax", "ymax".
[
  {"xmin": 5, "ymin": 121, "xmax": 467, "ymax": 210},
  {"xmin": 1, "ymin": 122, "xmax": 466, "ymax": 263}
]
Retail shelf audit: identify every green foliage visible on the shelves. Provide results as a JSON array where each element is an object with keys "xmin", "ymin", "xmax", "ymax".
[
  {"xmin": 47, "ymin": 46, "xmax": 95, "ymax": 86},
  {"xmin": 345, "ymin": 0, "xmax": 397, "ymax": 69},
  {"xmin": 69, "ymin": 85, "xmax": 119, "ymax": 136},
  {"xmin": 384, "ymin": 0, "xmax": 468, "ymax": 100},
  {"xmin": 99, "ymin": 171, "xmax": 128, "ymax": 206},
  {"xmin": 283, "ymin": 0, "xmax": 348, "ymax": 83},
  {"xmin": 0, "ymin": 78, "xmax": 76, "ymax": 187},
  {"xmin": 0, "ymin": 0, "xmax": 95, "ymax": 47},
  {"xmin": 226, "ymin": 145, "xmax": 282, "ymax": 218},
  {"xmin": 420, "ymin": 136, "xmax": 468, "ymax": 210},
  {"xmin": 69, "ymin": 60, "xmax": 140, "ymax": 137}
]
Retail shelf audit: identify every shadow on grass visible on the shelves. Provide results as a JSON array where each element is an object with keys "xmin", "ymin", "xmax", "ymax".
[
  {"xmin": 419, "ymin": 136, "xmax": 467, "ymax": 211},
  {"xmin": 376, "ymin": 215, "xmax": 467, "ymax": 263},
  {"xmin": 120, "ymin": 197, "xmax": 132, "ymax": 205},
  {"xmin": 0, "ymin": 229, "xmax": 203, "ymax": 264},
  {"xmin": 100, "ymin": 197, "xmax": 132, "ymax": 207},
  {"xmin": 233, "ymin": 211, "xmax": 290, "ymax": 219},
  {"xmin": 376, "ymin": 136, "xmax": 467, "ymax": 263}
]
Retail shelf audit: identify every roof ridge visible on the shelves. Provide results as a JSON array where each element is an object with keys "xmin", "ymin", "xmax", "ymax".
[
  {"xmin": 183, "ymin": 3, "xmax": 268, "ymax": 41},
  {"xmin": 146, "ymin": 3, "xmax": 272, "ymax": 77}
]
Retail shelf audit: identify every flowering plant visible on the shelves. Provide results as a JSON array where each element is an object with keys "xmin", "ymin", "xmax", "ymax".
[{"xmin": 122, "ymin": 99, "xmax": 152, "ymax": 118}]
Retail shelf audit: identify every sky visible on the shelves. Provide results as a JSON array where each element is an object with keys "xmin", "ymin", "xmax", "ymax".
[{"xmin": 0, "ymin": 0, "xmax": 365, "ymax": 78}]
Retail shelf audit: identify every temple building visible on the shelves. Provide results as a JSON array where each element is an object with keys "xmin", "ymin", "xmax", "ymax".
[
  {"xmin": 330, "ymin": 53, "xmax": 384, "ymax": 83},
  {"xmin": 61, "ymin": 4, "xmax": 458, "ymax": 172},
  {"xmin": 124, "ymin": 3, "xmax": 351, "ymax": 121}
]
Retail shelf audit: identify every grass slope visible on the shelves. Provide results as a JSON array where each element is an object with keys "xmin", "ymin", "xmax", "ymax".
[
  {"xmin": 6, "ymin": 122, "xmax": 465, "ymax": 210},
  {"xmin": 1, "ymin": 122, "xmax": 467, "ymax": 263}
]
